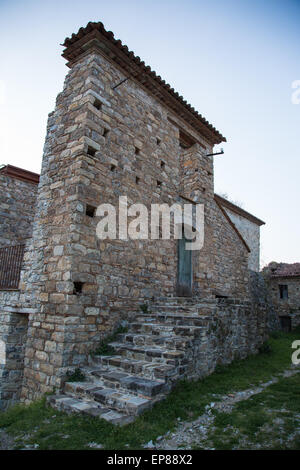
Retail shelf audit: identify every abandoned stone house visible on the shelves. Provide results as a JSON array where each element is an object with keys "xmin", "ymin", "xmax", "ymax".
[
  {"xmin": 263, "ymin": 262, "xmax": 300, "ymax": 331},
  {"xmin": 0, "ymin": 22, "xmax": 269, "ymax": 422}
]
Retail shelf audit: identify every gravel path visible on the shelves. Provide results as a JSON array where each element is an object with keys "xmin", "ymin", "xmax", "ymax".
[{"xmin": 144, "ymin": 365, "xmax": 300, "ymax": 450}]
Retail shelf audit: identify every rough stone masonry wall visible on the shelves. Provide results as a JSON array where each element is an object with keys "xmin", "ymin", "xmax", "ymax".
[
  {"xmin": 191, "ymin": 299, "xmax": 268, "ymax": 379},
  {"xmin": 0, "ymin": 290, "xmax": 29, "ymax": 410},
  {"xmin": 249, "ymin": 271, "xmax": 280, "ymax": 332},
  {"xmin": 180, "ymin": 144, "xmax": 250, "ymax": 299},
  {"xmin": 267, "ymin": 277, "xmax": 300, "ymax": 329},
  {"xmin": 206, "ymin": 203, "xmax": 250, "ymax": 298},
  {"xmin": 0, "ymin": 174, "xmax": 37, "ymax": 410},
  {"xmin": 19, "ymin": 48, "xmax": 251, "ymax": 402},
  {"xmin": 0, "ymin": 174, "xmax": 37, "ymax": 248},
  {"xmin": 223, "ymin": 207, "xmax": 260, "ymax": 272},
  {"xmin": 19, "ymin": 50, "xmax": 184, "ymax": 402}
]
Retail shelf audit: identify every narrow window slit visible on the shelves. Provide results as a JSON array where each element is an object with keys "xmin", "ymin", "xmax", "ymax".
[
  {"xmin": 93, "ymin": 99, "xmax": 102, "ymax": 111},
  {"xmin": 279, "ymin": 285, "xmax": 288, "ymax": 299},
  {"xmin": 135, "ymin": 147, "xmax": 140, "ymax": 155},
  {"xmin": 103, "ymin": 128, "xmax": 109, "ymax": 138},
  {"xmin": 161, "ymin": 161, "xmax": 165, "ymax": 169},
  {"xmin": 87, "ymin": 146, "xmax": 96, "ymax": 157},
  {"xmin": 86, "ymin": 205, "xmax": 96, "ymax": 218},
  {"xmin": 73, "ymin": 282, "xmax": 84, "ymax": 294},
  {"xmin": 157, "ymin": 180, "xmax": 162, "ymax": 187},
  {"xmin": 136, "ymin": 176, "xmax": 140, "ymax": 185},
  {"xmin": 110, "ymin": 164, "xmax": 116, "ymax": 172}
]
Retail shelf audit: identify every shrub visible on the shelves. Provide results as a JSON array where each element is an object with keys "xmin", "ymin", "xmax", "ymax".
[
  {"xmin": 66, "ymin": 368, "xmax": 86, "ymax": 382},
  {"xmin": 140, "ymin": 304, "xmax": 149, "ymax": 313}
]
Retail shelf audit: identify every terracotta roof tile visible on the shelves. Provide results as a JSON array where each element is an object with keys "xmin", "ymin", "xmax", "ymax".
[
  {"xmin": 62, "ymin": 22, "xmax": 226, "ymax": 145},
  {"xmin": 268, "ymin": 263, "xmax": 300, "ymax": 278}
]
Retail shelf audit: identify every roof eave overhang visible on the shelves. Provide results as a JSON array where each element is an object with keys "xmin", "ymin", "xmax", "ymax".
[
  {"xmin": 215, "ymin": 198, "xmax": 251, "ymax": 253},
  {"xmin": 0, "ymin": 165, "xmax": 40, "ymax": 185},
  {"xmin": 270, "ymin": 274, "xmax": 300, "ymax": 279},
  {"xmin": 62, "ymin": 23, "xmax": 226, "ymax": 146},
  {"xmin": 214, "ymin": 194, "xmax": 265, "ymax": 226}
]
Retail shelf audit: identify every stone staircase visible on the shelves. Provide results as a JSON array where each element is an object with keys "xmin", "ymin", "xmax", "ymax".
[{"xmin": 48, "ymin": 298, "xmax": 214, "ymax": 425}]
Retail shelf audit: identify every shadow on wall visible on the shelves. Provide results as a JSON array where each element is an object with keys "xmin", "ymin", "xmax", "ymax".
[{"xmin": 249, "ymin": 270, "xmax": 280, "ymax": 332}]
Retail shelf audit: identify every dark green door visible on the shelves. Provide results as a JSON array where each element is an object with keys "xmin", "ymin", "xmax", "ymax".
[{"xmin": 177, "ymin": 234, "xmax": 192, "ymax": 296}]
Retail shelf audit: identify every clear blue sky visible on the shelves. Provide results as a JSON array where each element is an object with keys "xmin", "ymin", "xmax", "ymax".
[{"xmin": 0, "ymin": 0, "xmax": 299, "ymax": 267}]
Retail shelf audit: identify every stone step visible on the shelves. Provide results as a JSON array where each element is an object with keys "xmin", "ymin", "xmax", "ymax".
[
  {"xmin": 151, "ymin": 296, "xmax": 216, "ymax": 305},
  {"xmin": 90, "ymin": 355, "xmax": 179, "ymax": 381},
  {"xmin": 151, "ymin": 297, "xmax": 245, "ymax": 306},
  {"xmin": 46, "ymin": 394, "xmax": 134, "ymax": 425},
  {"xmin": 149, "ymin": 306, "xmax": 214, "ymax": 316},
  {"xmin": 47, "ymin": 297, "xmax": 218, "ymax": 424},
  {"xmin": 116, "ymin": 332, "xmax": 193, "ymax": 349},
  {"xmin": 150, "ymin": 305, "xmax": 198, "ymax": 310},
  {"xmin": 135, "ymin": 313, "xmax": 210, "ymax": 326},
  {"xmin": 61, "ymin": 382, "xmax": 153, "ymax": 416},
  {"xmin": 81, "ymin": 366, "xmax": 166, "ymax": 397},
  {"xmin": 108, "ymin": 341, "xmax": 185, "ymax": 364},
  {"xmin": 129, "ymin": 322, "xmax": 203, "ymax": 337},
  {"xmin": 150, "ymin": 303, "xmax": 210, "ymax": 309}
]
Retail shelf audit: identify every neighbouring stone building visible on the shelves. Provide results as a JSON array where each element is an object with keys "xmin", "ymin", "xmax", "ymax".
[
  {"xmin": 263, "ymin": 262, "xmax": 300, "ymax": 331},
  {"xmin": 0, "ymin": 22, "xmax": 270, "ymax": 420},
  {"xmin": 0, "ymin": 165, "xmax": 39, "ymax": 248},
  {"xmin": 0, "ymin": 165, "xmax": 39, "ymax": 410}
]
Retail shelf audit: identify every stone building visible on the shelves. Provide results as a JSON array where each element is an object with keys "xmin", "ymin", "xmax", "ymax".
[
  {"xmin": 0, "ymin": 165, "xmax": 39, "ymax": 248},
  {"xmin": 0, "ymin": 165, "xmax": 39, "ymax": 410},
  {"xmin": 214, "ymin": 195, "xmax": 265, "ymax": 272},
  {"xmin": 263, "ymin": 262, "xmax": 300, "ymax": 331},
  {"xmin": 0, "ymin": 22, "xmax": 268, "ymax": 421}
]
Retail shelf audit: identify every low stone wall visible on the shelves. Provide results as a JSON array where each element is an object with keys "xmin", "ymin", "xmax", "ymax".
[
  {"xmin": 148, "ymin": 297, "xmax": 269, "ymax": 382},
  {"xmin": 187, "ymin": 299, "xmax": 269, "ymax": 380}
]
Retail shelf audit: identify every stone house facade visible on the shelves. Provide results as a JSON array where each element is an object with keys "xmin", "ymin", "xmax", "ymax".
[
  {"xmin": 263, "ymin": 262, "xmax": 300, "ymax": 331},
  {"xmin": 0, "ymin": 22, "xmax": 268, "ymax": 416}
]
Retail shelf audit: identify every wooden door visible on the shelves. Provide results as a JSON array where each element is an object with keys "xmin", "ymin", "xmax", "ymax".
[{"xmin": 177, "ymin": 234, "xmax": 192, "ymax": 296}]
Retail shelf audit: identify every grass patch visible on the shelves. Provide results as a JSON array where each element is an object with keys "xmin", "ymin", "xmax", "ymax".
[
  {"xmin": 140, "ymin": 304, "xmax": 149, "ymax": 314},
  {"xmin": 258, "ymin": 341, "xmax": 272, "ymax": 354},
  {"xmin": 0, "ymin": 328, "xmax": 299, "ymax": 450},
  {"xmin": 202, "ymin": 373, "xmax": 300, "ymax": 450}
]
